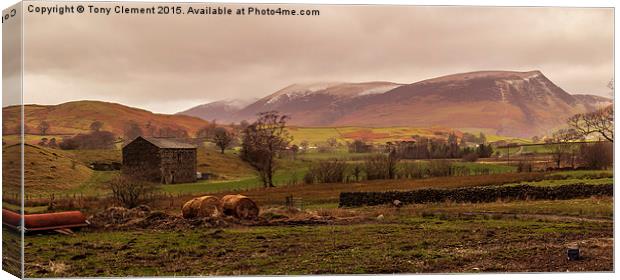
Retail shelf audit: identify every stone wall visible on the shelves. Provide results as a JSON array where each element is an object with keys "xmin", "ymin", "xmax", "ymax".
[{"xmin": 339, "ymin": 183, "xmax": 613, "ymax": 207}]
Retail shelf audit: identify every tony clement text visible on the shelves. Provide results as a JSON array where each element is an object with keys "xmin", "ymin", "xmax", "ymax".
[{"xmin": 26, "ymin": 4, "xmax": 321, "ymax": 16}]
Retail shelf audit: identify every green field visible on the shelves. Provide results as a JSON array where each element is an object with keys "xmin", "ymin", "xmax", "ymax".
[
  {"xmin": 22, "ymin": 196, "xmax": 613, "ymax": 276},
  {"xmin": 287, "ymin": 126, "xmax": 527, "ymax": 145}
]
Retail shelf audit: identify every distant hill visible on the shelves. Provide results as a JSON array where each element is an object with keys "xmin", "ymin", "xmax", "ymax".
[
  {"xmin": 178, "ymin": 71, "xmax": 611, "ymax": 137},
  {"xmin": 2, "ymin": 100, "xmax": 210, "ymax": 137},
  {"xmin": 178, "ymin": 81, "xmax": 403, "ymax": 125},
  {"xmin": 333, "ymin": 70, "xmax": 612, "ymax": 137},
  {"xmin": 572, "ymin": 94, "xmax": 614, "ymax": 111},
  {"xmin": 235, "ymin": 82, "xmax": 403, "ymax": 125},
  {"xmin": 176, "ymin": 98, "xmax": 256, "ymax": 124}
]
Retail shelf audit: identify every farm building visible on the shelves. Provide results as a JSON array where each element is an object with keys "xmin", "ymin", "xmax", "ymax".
[{"xmin": 122, "ymin": 136, "xmax": 197, "ymax": 184}]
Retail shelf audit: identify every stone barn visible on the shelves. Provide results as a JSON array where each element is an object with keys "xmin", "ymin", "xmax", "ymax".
[{"xmin": 122, "ymin": 136, "xmax": 197, "ymax": 184}]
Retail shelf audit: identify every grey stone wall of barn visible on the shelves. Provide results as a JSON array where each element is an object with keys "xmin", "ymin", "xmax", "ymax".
[
  {"xmin": 121, "ymin": 138, "xmax": 162, "ymax": 182},
  {"xmin": 159, "ymin": 148, "xmax": 197, "ymax": 184}
]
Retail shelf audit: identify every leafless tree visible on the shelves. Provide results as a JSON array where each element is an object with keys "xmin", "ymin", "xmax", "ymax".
[
  {"xmin": 365, "ymin": 149, "xmax": 400, "ymax": 180},
  {"xmin": 550, "ymin": 128, "xmax": 582, "ymax": 168},
  {"xmin": 305, "ymin": 158, "xmax": 348, "ymax": 184},
  {"xmin": 240, "ymin": 111, "xmax": 292, "ymax": 187},
  {"xmin": 326, "ymin": 137, "xmax": 338, "ymax": 148},
  {"xmin": 568, "ymin": 105, "xmax": 613, "ymax": 142},
  {"xmin": 579, "ymin": 141, "xmax": 612, "ymax": 170},
  {"xmin": 196, "ymin": 121, "xmax": 218, "ymax": 140},
  {"xmin": 38, "ymin": 121, "xmax": 50, "ymax": 135},
  {"xmin": 212, "ymin": 127, "xmax": 235, "ymax": 154},
  {"xmin": 107, "ymin": 174, "xmax": 157, "ymax": 208},
  {"xmin": 299, "ymin": 140, "xmax": 310, "ymax": 153}
]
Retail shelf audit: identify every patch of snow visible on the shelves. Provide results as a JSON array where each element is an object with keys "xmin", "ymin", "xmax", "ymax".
[
  {"xmin": 265, "ymin": 82, "xmax": 341, "ymax": 104},
  {"xmin": 357, "ymin": 84, "xmax": 401, "ymax": 96}
]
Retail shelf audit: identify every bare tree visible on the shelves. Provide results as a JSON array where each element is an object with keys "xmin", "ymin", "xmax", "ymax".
[
  {"xmin": 196, "ymin": 121, "xmax": 218, "ymax": 140},
  {"xmin": 48, "ymin": 138, "xmax": 58, "ymax": 148},
  {"xmin": 299, "ymin": 140, "xmax": 309, "ymax": 153},
  {"xmin": 38, "ymin": 138, "xmax": 48, "ymax": 146},
  {"xmin": 326, "ymin": 137, "xmax": 338, "ymax": 148},
  {"xmin": 38, "ymin": 121, "xmax": 50, "ymax": 135},
  {"xmin": 568, "ymin": 105, "xmax": 613, "ymax": 142},
  {"xmin": 107, "ymin": 174, "xmax": 157, "ymax": 208},
  {"xmin": 290, "ymin": 144, "xmax": 299, "ymax": 159},
  {"xmin": 212, "ymin": 127, "xmax": 235, "ymax": 154},
  {"xmin": 550, "ymin": 128, "xmax": 582, "ymax": 168},
  {"xmin": 364, "ymin": 149, "xmax": 400, "ymax": 180},
  {"xmin": 305, "ymin": 158, "xmax": 348, "ymax": 184},
  {"xmin": 240, "ymin": 111, "xmax": 292, "ymax": 187}
]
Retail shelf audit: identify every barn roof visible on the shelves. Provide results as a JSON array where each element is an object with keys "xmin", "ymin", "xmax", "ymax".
[{"xmin": 126, "ymin": 136, "xmax": 196, "ymax": 149}]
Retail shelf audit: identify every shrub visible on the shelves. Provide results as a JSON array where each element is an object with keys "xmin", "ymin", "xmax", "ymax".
[
  {"xmin": 579, "ymin": 141, "xmax": 612, "ymax": 170},
  {"xmin": 450, "ymin": 165, "xmax": 471, "ymax": 176},
  {"xmin": 306, "ymin": 159, "xmax": 348, "ymax": 184},
  {"xmin": 398, "ymin": 162, "xmax": 427, "ymax": 179},
  {"xmin": 59, "ymin": 131, "xmax": 116, "ymax": 150},
  {"xmin": 365, "ymin": 151, "xmax": 400, "ymax": 180},
  {"xmin": 461, "ymin": 152, "xmax": 479, "ymax": 162},
  {"xmin": 107, "ymin": 175, "xmax": 157, "ymax": 208},
  {"xmin": 517, "ymin": 160, "xmax": 533, "ymax": 173},
  {"xmin": 350, "ymin": 164, "xmax": 363, "ymax": 182},
  {"xmin": 428, "ymin": 160, "xmax": 453, "ymax": 177},
  {"xmin": 349, "ymin": 139, "xmax": 373, "ymax": 153},
  {"xmin": 303, "ymin": 172, "xmax": 315, "ymax": 185}
]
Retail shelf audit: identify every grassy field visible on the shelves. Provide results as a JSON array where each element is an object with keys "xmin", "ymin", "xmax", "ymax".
[
  {"xmin": 14, "ymin": 166, "xmax": 614, "ymax": 276},
  {"xmin": 5, "ymin": 125, "xmax": 531, "ymax": 197},
  {"xmin": 22, "ymin": 196, "xmax": 613, "ymax": 276},
  {"xmin": 2, "ymin": 144, "xmax": 94, "ymax": 195},
  {"xmin": 161, "ymin": 160, "xmax": 517, "ymax": 195},
  {"xmin": 287, "ymin": 126, "xmax": 527, "ymax": 145}
]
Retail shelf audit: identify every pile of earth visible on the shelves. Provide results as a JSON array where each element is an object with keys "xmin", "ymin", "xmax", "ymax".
[
  {"xmin": 87, "ymin": 205, "xmax": 369, "ymax": 231},
  {"xmin": 87, "ymin": 205, "xmax": 234, "ymax": 231}
]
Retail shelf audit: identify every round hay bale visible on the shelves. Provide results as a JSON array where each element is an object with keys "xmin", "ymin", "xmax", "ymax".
[
  {"xmin": 182, "ymin": 198, "xmax": 199, "ymax": 219},
  {"xmin": 182, "ymin": 196, "xmax": 221, "ymax": 219},
  {"xmin": 220, "ymin": 195, "xmax": 259, "ymax": 219},
  {"xmin": 195, "ymin": 196, "xmax": 221, "ymax": 218}
]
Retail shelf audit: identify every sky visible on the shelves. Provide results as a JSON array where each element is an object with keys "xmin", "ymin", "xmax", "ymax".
[{"xmin": 12, "ymin": 3, "xmax": 615, "ymax": 113}]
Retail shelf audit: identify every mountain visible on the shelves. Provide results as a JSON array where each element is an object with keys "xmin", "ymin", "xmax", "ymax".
[
  {"xmin": 234, "ymin": 81, "xmax": 403, "ymax": 125},
  {"xmin": 572, "ymin": 94, "xmax": 613, "ymax": 111},
  {"xmin": 2, "ymin": 101, "xmax": 209, "ymax": 137},
  {"xmin": 9, "ymin": 71, "xmax": 610, "ymax": 139},
  {"xmin": 176, "ymin": 98, "xmax": 256, "ymax": 124},
  {"xmin": 181, "ymin": 70, "xmax": 609, "ymax": 137},
  {"xmin": 333, "ymin": 70, "xmax": 612, "ymax": 137}
]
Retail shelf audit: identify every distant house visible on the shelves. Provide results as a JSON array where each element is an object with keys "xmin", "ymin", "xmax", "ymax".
[{"xmin": 122, "ymin": 136, "xmax": 197, "ymax": 184}]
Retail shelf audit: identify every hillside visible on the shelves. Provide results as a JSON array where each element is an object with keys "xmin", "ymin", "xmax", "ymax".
[
  {"xmin": 2, "ymin": 101, "xmax": 210, "ymax": 137},
  {"xmin": 285, "ymin": 126, "xmax": 527, "ymax": 145},
  {"xmin": 572, "ymin": 94, "xmax": 614, "ymax": 111},
  {"xmin": 177, "ymin": 82, "xmax": 403, "ymax": 125},
  {"xmin": 179, "ymin": 71, "xmax": 611, "ymax": 137},
  {"xmin": 336, "ymin": 70, "xmax": 610, "ymax": 137},
  {"xmin": 176, "ymin": 98, "xmax": 256, "ymax": 123},
  {"xmin": 2, "ymin": 144, "xmax": 94, "ymax": 194}
]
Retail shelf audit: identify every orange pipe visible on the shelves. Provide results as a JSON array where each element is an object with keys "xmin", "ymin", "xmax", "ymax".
[{"xmin": 2, "ymin": 209, "xmax": 88, "ymax": 232}]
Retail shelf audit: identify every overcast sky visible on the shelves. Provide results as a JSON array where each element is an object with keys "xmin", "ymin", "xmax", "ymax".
[{"xmin": 18, "ymin": 3, "xmax": 614, "ymax": 113}]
